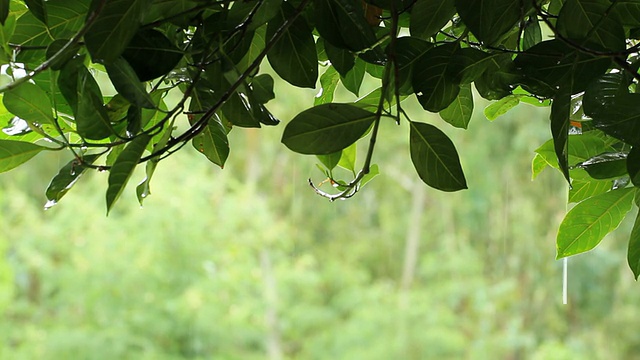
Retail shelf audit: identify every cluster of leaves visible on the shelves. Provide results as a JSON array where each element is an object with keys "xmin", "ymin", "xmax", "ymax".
[{"xmin": 1, "ymin": 0, "xmax": 640, "ymax": 274}]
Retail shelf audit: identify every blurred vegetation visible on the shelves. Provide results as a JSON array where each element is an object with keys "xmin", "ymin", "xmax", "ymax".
[{"xmin": 1, "ymin": 78, "xmax": 639, "ymax": 359}]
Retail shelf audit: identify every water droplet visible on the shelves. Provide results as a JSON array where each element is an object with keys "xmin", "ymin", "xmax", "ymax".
[{"xmin": 44, "ymin": 199, "xmax": 57, "ymax": 210}]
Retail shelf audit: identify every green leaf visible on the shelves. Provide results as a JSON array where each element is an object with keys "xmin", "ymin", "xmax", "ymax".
[
  {"xmin": 45, "ymin": 39, "xmax": 82, "ymax": 71},
  {"xmin": 251, "ymin": 74, "xmax": 275, "ymax": 104},
  {"xmin": 439, "ymin": 83, "xmax": 473, "ymax": 129},
  {"xmin": 340, "ymin": 57, "xmax": 365, "ymax": 96},
  {"xmin": 282, "ymin": 103, "xmax": 375, "ymax": 155},
  {"xmin": 577, "ymin": 152, "xmax": 628, "ymax": 179},
  {"xmin": 45, "ymin": 153, "xmax": 101, "ymax": 206},
  {"xmin": 325, "ymin": 41, "xmax": 354, "ymax": 77},
  {"xmin": 360, "ymin": 163, "xmax": 379, "ymax": 188},
  {"xmin": 0, "ymin": 139, "xmax": 47, "ymax": 173},
  {"xmin": 569, "ymin": 179, "xmax": 612, "ymax": 203},
  {"xmin": 106, "ymin": 134, "xmax": 151, "ymax": 214},
  {"xmin": 484, "ymin": 95, "xmax": 524, "ymax": 121},
  {"xmin": 192, "ymin": 115, "xmax": 229, "ymax": 168},
  {"xmin": 409, "ymin": 121, "xmax": 467, "ymax": 192},
  {"xmin": 3, "ymin": 82, "xmax": 53, "ymax": 125},
  {"xmin": 531, "ymin": 153, "xmax": 550, "ymax": 180},
  {"xmin": 266, "ymin": 2, "xmax": 317, "ymax": 88},
  {"xmin": 317, "ymin": 151, "xmax": 342, "ymax": 171},
  {"xmin": 0, "ymin": 0, "xmax": 8, "ymax": 26},
  {"xmin": 523, "ymin": 17, "xmax": 542, "ymax": 50},
  {"xmin": 105, "ymin": 57, "xmax": 154, "ymax": 109},
  {"xmin": 410, "ymin": 0, "xmax": 455, "ymax": 40},
  {"xmin": 85, "ymin": 0, "xmax": 151, "ymax": 64},
  {"xmin": 557, "ymin": 187, "xmax": 634, "ymax": 258},
  {"xmin": 338, "ymin": 142, "xmax": 357, "ymax": 173},
  {"xmin": 588, "ymin": 94, "xmax": 640, "ymax": 147},
  {"xmin": 412, "ymin": 43, "xmax": 462, "ymax": 112},
  {"xmin": 629, "ymin": 146, "xmax": 640, "ymax": 187},
  {"xmin": 610, "ymin": 0, "xmax": 640, "ymax": 27},
  {"xmin": 514, "ymin": 40, "xmax": 611, "ymax": 97},
  {"xmin": 59, "ymin": 62, "xmax": 114, "ymax": 140},
  {"xmin": 551, "ymin": 86, "xmax": 571, "ymax": 182},
  {"xmin": 315, "ymin": 0, "xmax": 378, "ymax": 51},
  {"xmin": 315, "ymin": 66, "xmax": 340, "ymax": 105},
  {"xmin": 122, "ymin": 29, "xmax": 184, "ymax": 82},
  {"xmin": 455, "ymin": 0, "xmax": 527, "ymax": 45},
  {"xmin": 557, "ymin": 0, "xmax": 626, "ymax": 51},
  {"xmin": 24, "ymin": 0, "xmax": 46, "ymax": 25},
  {"xmin": 136, "ymin": 119, "xmax": 174, "ymax": 205},
  {"xmin": 394, "ymin": 37, "xmax": 433, "ymax": 95},
  {"xmin": 628, "ymin": 209, "xmax": 640, "ymax": 279}
]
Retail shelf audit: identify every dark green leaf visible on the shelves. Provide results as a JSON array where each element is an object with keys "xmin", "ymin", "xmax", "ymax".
[
  {"xmin": 122, "ymin": 29, "xmax": 184, "ymax": 82},
  {"xmin": 557, "ymin": 0, "xmax": 626, "ymax": 51},
  {"xmin": 227, "ymin": 0, "xmax": 282, "ymax": 31},
  {"xmin": 439, "ymin": 83, "xmax": 473, "ymax": 129},
  {"xmin": 412, "ymin": 43, "xmax": 462, "ymax": 112},
  {"xmin": 523, "ymin": 17, "xmax": 542, "ymax": 50},
  {"xmin": 45, "ymin": 153, "xmax": 100, "ymax": 205},
  {"xmin": 590, "ymin": 94, "xmax": 640, "ymax": 147},
  {"xmin": 105, "ymin": 57, "xmax": 155, "ymax": 108},
  {"xmin": 266, "ymin": 2, "xmax": 317, "ymax": 88},
  {"xmin": 106, "ymin": 133, "xmax": 151, "ymax": 214},
  {"xmin": 455, "ymin": 0, "xmax": 527, "ymax": 45},
  {"xmin": 474, "ymin": 54, "xmax": 519, "ymax": 100},
  {"xmin": 551, "ymin": 86, "xmax": 571, "ymax": 182},
  {"xmin": 557, "ymin": 187, "xmax": 634, "ymax": 258},
  {"xmin": 191, "ymin": 115, "xmax": 229, "ymax": 168},
  {"xmin": 610, "ymin": 0, "xmax": 640, "ymax": 27},
  {"xmin": 59, "ymin": 62, "xmax": 114, "ymax": 140},
  {"xmin": 628, "ymin": 146, "xmax": 640, "ymax": 186},
  {"xmin": 315, "ymin": 0, "xmax": 378, "ymax": 51},
  {"xmin": 126, "ymin": 105, "xmax": 142, "ymax": 136},
  {"xmin": 0, "ymin": 139, "xmax": 47, "ymax": 172},
  {"xmin": 251, "ymin": 74, "xmax": 275, "ymax": 104},
  {"xmin": 3, "ymin": 82, "xmax": 53, "ymax": 125},
  {"xmin": 325, "ymin": 41, "xmax": 355, "ymax": 77},
  {"xmin": 394, "ymin": 37, "xmax": 433, "ymax": 95},
  {"xmin": 314, "ymin": 66, "xmax": 340, "ymax": 105},
  {"xmin": 45, "ymin": 39, "xmax": 81, "ymax": 70},
  {"xmin": 282, "ymin": 103, "xmax": 375, "ymax": 155},
  {"xmin": 341, "ymin": 57, "xmax": 365, "ymax": 96},
  {"xmin": 236, "ymin": 25, "xmax": 267, "ymax": 73},
  {"xmin": 0, "ymin": 0, "xmax": 8, "ymax": 26},
  {"xmin": 410, "ymin": 0, "xmax": 455, "ymax": 40},
  {"xmin": 409, "ymin": 121, "xmax": 467, "ymax": 191},
  {"xmin": 85, "ymin": 0, "xmax": 151, "ymax": 64},
  {"xmin": 515, "ymin": 40, "xmax": 611, "ymax": 97},
  {"xmin": 577, "ymin": 152, "xmax": 628, "ymax": 179},
  {"xmin": 628, "ymin": 208, "xmax": 640, "ymax": 279},
  {"xmin": 24, "ymin": 0, "xmax": 47, "ymax": 25}
]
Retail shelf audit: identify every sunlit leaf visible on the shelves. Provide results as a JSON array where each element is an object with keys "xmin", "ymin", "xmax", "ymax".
[
  {"xmin": 557, "ymin": 187, "xmax": 634, "ymax": 258},
  {"xmin": 317, "ymin": 151, "xmax": 341, "ymax": 171},
  {"xmin": 409, "ymin": 121, "xmax": 467, "ymax": 191},
  {"xmin": 628, "ymin": 207, "xmax": 640, "ymax": 279},
  {"xmin": 568, "ymin": 178, "xmax": 612, "ymax": 203},
  {"xmin": 106, "ymin": 134, "xmax": 151, "ymax": 214},
  {"xmin": 315, "ymin": 66, "xmax": 340, "ymax": 105},
  {"xmin": 282, "ymin": 103, "xmax": 375, "ymax": 155},
  {"xmin": 338, "ymin": 142, "xmax": 357, "ymax": 173},
  {"xmin": 483, "ymin": 95, "xmax": 523, "ymax": 121}
]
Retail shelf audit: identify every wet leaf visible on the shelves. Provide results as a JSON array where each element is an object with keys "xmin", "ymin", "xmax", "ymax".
[
  {"xmin": 557, "ymin": 187, "xmax": 634, "ymax": 258},
  {"xmin": 45, "ymin": 153, "xmax": 100, "ymax": 205},
  {"xmin": 483, "ymin": 95, "xmax": 524, "ymax": 121},
  {"xmin": 282, "ymin": 103, "xmax": 375, "ymax": 155},
  {"xmin": 106, "ymin": 134, "xmax": 151, "ymax": 214},
  {"xmin": 409, "ymin": 121, "xmax": 467, "ymax": 191},
  {"xmin": 251, "ymin": 74, "xmax": 275, "ymax": 104}
]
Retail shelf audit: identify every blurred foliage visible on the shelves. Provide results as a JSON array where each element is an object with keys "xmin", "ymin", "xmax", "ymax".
[{"xmin": 1, "ymin": 83, "xmax": 640, "ymax": 358}]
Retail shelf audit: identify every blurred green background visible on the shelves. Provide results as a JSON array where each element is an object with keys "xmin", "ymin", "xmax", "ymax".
[{"xmin": 1, "ymin": 74, "xmax": 639, "ymax": 359}]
